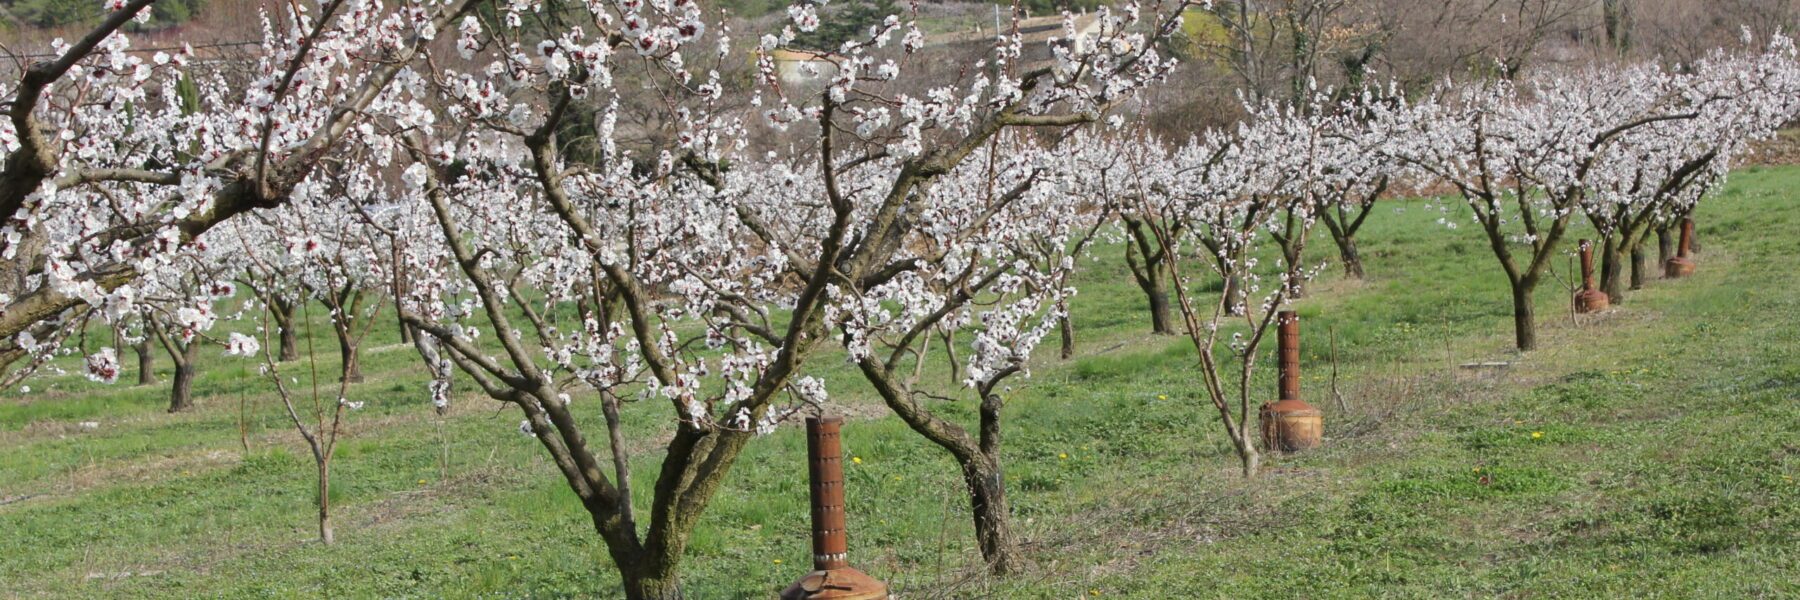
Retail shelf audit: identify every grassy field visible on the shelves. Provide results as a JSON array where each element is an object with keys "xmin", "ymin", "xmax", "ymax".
[{"xmin": 2, "ymin": 166, "xmax": 1798, "ymax": 599}]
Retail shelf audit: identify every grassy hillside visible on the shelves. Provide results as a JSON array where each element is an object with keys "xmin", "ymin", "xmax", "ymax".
[{"xmin": 1, "ymin": 166, "xmax": 1797, "ymax": 598}]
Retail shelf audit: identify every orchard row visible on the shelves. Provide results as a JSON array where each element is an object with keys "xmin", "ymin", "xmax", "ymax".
[{"xmin": 3, "ymin": 1, "xmax": 1797, "ymax": 596}]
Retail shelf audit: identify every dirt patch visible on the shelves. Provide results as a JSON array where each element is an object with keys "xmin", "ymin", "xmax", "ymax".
[
  {"xmin": 4, "ymin": 448, "xmax": 244, "ymax": 503},
  {"xmin": 1748, "ymin": 130, "xmax": 1800, "ymax": 166}
]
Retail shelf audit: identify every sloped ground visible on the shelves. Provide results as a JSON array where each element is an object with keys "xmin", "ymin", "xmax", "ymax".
[{"xmin": 1, "ymin": 167, "xmax": 1796, "ymax": 598}]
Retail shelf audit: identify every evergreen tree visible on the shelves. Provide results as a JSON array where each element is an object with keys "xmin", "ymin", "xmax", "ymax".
[{"xmin": 791, "ymin": 0, "xmax": 896, "ymax": 53}]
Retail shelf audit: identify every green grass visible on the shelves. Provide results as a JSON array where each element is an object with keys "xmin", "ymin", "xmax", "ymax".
[{"xmin": 3, "ymin": 166, "xmax": 1799, "ymax": 598}]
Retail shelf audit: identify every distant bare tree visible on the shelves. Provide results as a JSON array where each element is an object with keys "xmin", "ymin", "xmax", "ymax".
[
  {"xmin": 1630, "ymin": 0, "xmax": 1798, "ymax": 66},
  {"xmin": 1375, "ymin": 0, "xmax": 1592, "ymax": 83},
  {"xmin": 1194, "ymin": 0, "xmax": 1381, "ymax": 103}
]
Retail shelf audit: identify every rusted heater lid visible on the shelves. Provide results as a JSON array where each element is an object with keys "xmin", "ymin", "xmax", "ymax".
[{"xmin": 780, "ymin": 567, "xmax": 889, "ymax": 600}]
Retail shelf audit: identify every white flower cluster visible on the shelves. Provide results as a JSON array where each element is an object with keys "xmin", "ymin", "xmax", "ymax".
[
  {"xmin": 85, "ymin": 348, "xmax": 120, "ymax": 384},
  {"xmin": 225, "ymin": 332, "xmax": 261, "ymax": 357}
]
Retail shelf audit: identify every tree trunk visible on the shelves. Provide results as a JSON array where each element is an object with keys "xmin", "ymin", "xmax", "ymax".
[
  {"xmin": 1657, "ymin": 225, "xmax": 1674, "ymax": 267},
  {"xmin": 1125, "ymin": 221, "xmax": 1175, "ymax": 335},
  {"xmin": 1058, "ymin": 314, "xmax": 1074, "ymax": 360},
  {"xmin": 943, "ymin": 330, "xmax": 960, "ymax": 383},
  {"xmin": 618, "ymin": 568, "xmax": 683, "ymax": 600},
  {"xmin": 1281, "ymin": 241, "xmax": 1306, "ymax": 299},
  {"xmin": 962, "ymin": 458, "xmax": 1021, "ymax": 575},
  {"xmin": 1602, "ymin": 0, "xmax": 1633, "ymax": 54},
  {"xmin": 134, "ymin": 339, "xmax": 156, "ymax": 386},
  {"xmin": 1629, "ymin": 241, "xmax": 1648, "ymax": 290},
  {"xmin": 1511, "ymin": 278, "xmax": 1538, "ymax": 352},
  {"xmin": 168, "ymin": 360, "xmax": 196, "ymax": 412},
  {"xmin": 1599, "ymin": 237, "xmax": 1627, "ymax": 303},
  {"xmin": 1240, "ymin": 441, "xmax": 1261, "ymax": 478},
  {"xmin": 595, "ymin": 511, "xmax": 684, "ymax": 600},
  {"xmin": 337, "ymin": 331, "xmax": 363, "ymax": 383},
  {"xmin": 395, "ymin": 299, "xmax": 413, "ymax": 344},
  {"xmin": 1322, "ymin": 202, "xmax": 1374, "ymax": 281},
  {"xmin": 274, "ymin": 298, "xmax": 300, "ymax": 362},
  {"xmin": 1129, "ymin": 250, "xmax": 1174, "ymax": 334},
  {"xmin": 1145, "ymin": 286, "xmax": 1174, "ymax": 334},
  {"xmin": 393, "ymin": 243, "xmax": 413, "ymax": 345},
  {"xmin": 317, "ymin": 460, "xmax": 334, "ymax": 545},
  {"xmin": 1223, "ymin": 275, "xmax": 1244, "ymax": 316},
  {"xmin": 1337, "ymin": 235, "xmax": 1365, "ymax": 280}
]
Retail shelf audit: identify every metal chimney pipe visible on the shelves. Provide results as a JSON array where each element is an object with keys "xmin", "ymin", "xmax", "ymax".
[
  {"xmin": 1678, "ymin": 217, "xmax": 1694, "ymax": 258},
  {"xmin": 782, "ymin": 417, "xmax": 888, "ymax": 600},
  {"xmin": 1665, "ymin": 218, "xmax": 1697, "ymax": 278},
  {"xmin": 1579, "ymin": 239, "xmax": 1596, "ymax": 290},
  {"xmin": 1277, "ymin": 311, "xmax": 1300, "ymax": 402},
  {"xmin": 1575, "ymin": 239, "xmax": 1609, "ymax": 313},
  {"xmin": 806, "ymin": 416, "xmax": 849, "ymax": 571},
  {"xmin": 1260, "ymin": 310, "xmax": 1321, "ymax": 452}
]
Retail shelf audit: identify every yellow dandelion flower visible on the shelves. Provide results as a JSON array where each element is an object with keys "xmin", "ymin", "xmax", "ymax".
[
  {"xmin": 418, "ymin": 479, "xmax": 428, "ymax": 485},
  {"xmin": 851, "ymin": 456, "xmax": 863, "ymax": 465},
  {"xmin": 1157, "ymin": 394, "xmax": 1167, "ymax": 400},
  {"xmin": 1531, "ymin": 431, "xmax": 1544, "ymax": 439},
  {"xmin": 773, "ymin": 559, "xmax": 783, "ymax": 565},
  {"xmin": 1059, "ymin": 453, "xmax": 1069, "ymax": 460}
]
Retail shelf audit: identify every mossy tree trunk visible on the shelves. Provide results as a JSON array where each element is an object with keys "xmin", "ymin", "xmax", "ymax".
[
  {"xmin": 856, "ymin": 357, "xmax": 1025, "ymax": 575},
  {"xmin": 273, "ymin": 297, "xmax": 300, "ymax": 362},
  {"xmin": 149, "ymin": 320, "xmax": 201, "ymax": 412},
  {"xmin": 324, "ymin": 288, "xmax": 373, "ymax": 383},
  {"xmin": 1629, "ymin": 239, "xmax": 1648, "ymax": 290},
  {"xmin": 1124, "ymin": 216, "xmax": 1176, "ymax": 335},
  {"xmin": 133, "ymin": 338, "xmax": 156, "ymax": 386},
  {"xmin": 964, "ymin": 457, "xmax": 1021, "ymax": 574},
  {"xmin": 1600, "ymin": 236, "xmax": 1628, "ymax": 302}
]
